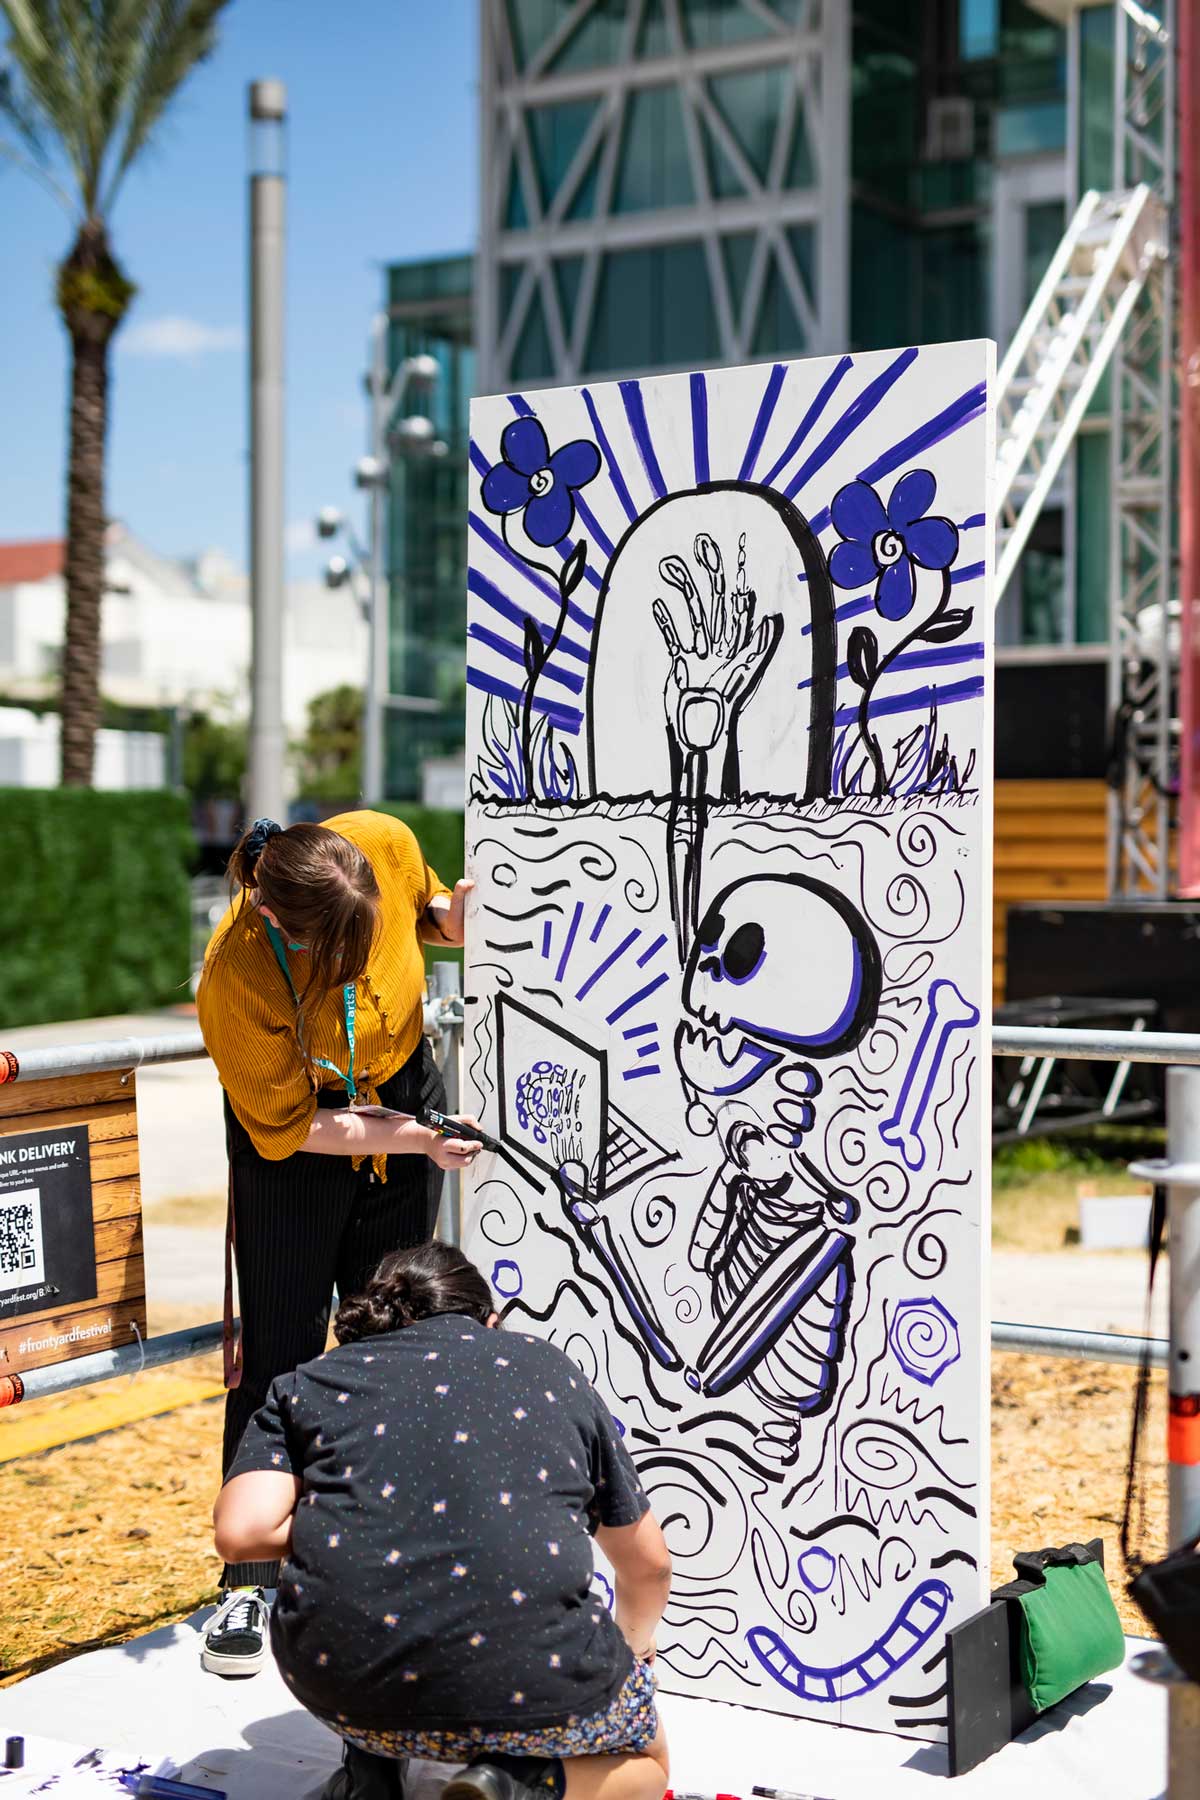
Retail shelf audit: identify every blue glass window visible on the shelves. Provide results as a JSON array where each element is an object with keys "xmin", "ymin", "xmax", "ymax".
[
  {"xmin": 528, "ymin": 100, "xmax": 600, "ymax": 212},
  {"xmin": 511, "ymin": 284, "xmax": 555, "ymax": 382},
  {"xmin": 585, "ymin": 242, "xmax": 718, "ymax": 373},
  {"xmin": 637, "ymin": 0, "xmax": 672, "ymax": 60},
  {"xmin": 615, "ymin": 84, "xmax": 694, "ymax": 213},
  {"xmin": 708, "ymin": 64, "xmax": 786, "ymax": 187},
  {"xmin": 548, "ymin": 0, "xmax": 629, "ymax": 73},
  {"xmin": 681, "ymin": 0, "xmax": 772, "ymax": 50},
  {"xmin": 752, "ymin": 255, "xmax": 806, "ymax": 358}
]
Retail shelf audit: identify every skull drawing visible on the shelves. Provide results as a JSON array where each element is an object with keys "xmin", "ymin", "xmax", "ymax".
[{"xmin": 676, "ymin": 872, "xmax": 881, "ymax": 1108}]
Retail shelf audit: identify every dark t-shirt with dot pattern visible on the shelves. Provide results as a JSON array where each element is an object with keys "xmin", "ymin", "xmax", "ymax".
[{"xmin": 225, "ymin": 1312, "xmax": 650, "ymax": 1732}]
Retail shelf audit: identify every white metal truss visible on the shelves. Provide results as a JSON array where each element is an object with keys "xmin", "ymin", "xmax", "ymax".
[
  {"xmin": 476, "ymin": 0, "xmax": 848, "ymax": 391},
  {"xmin": 1108, "ymin": 0, "xmax": 1176, "ymax": 899},
  {"xmin": 993, "ymin": 183, "xmax": 1168, "ymax": 601},
  {"xmin": 994, "ymin": 0, "xmax": 1176, "ymax": 900}
]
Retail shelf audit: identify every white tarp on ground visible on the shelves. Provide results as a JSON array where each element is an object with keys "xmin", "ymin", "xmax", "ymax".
[{"xmin": 0, "ymin": 1609, "xmax": 1167, "ymax": 1798}]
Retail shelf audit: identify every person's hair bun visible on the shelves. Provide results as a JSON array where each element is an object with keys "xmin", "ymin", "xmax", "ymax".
[{"xmin": 334, "ymin": 1242, "xmax": 494, "ymax": 1345}]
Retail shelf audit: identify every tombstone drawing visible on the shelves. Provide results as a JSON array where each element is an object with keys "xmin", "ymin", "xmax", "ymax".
[{"xmin": 462, "ymin": 343, "xmax": 994, "ymax": 1737}]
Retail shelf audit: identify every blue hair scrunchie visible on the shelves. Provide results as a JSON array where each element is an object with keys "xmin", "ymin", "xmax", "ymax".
[{"xmin": 245, "ymin": 816, "xmax": 283, "ymax": 871}]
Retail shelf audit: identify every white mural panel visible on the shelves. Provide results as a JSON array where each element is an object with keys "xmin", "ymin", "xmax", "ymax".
[{"xmin": 462, "ymin": 343, "xmax": 995, "ymax": 1737}]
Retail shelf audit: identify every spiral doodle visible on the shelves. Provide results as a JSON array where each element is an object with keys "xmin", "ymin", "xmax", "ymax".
[
  {"xmin": 888, "ymin": 1297, "xmax": 961, "ymax": 1386},
  {"xmin": 823, "ymin": 1101, "xmax": 910, "ymax": 1214},
  {"xmin": 881, "ymin": 874, "xmax": 931, "ymax": 938},
  {"xmin": 897, "ymin": 815, "xmax": 940, "ymax": 868},
  {"xmin": 475, "ymin": 1179, "xmax": 528, "ymax": 1248},
  {"xmin": 840, "ymin": 1422, "xmax": 919, "ymax": 1492},
  {"xmin": 631, "ymin": 1183, "xmax": 677, "ymax": 1249},
  {"xmin": 619, "ymin": 833, "xmax": 661, "ymax": 914},
  {"xmin": 855, "ymin": 1022, "xmax": 902, "ymax": 1079},
  {"xmin": 663, "ymin": 1263, "xmax": 701, "ymax": 1324},
  {"xmin": 561, "ymin": 1330, "xmax": 600, "ymax": 1385},
  {"xmin": 635, "ymin": 1450, "xmax": 748, "ymax": 1583},
  {"xmin": 902, "ymin": 1209, "xmax": 959, "ymax": 1280}
]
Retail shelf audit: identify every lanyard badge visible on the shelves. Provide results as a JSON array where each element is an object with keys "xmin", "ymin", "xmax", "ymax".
[{"xmin": 263, "ymin": 918, "xmax": 358, "ymax": 1103}]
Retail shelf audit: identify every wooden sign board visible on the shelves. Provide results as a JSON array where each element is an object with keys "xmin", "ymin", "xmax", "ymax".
[{"xmin": 0, "ymin": 1068, "xmax": 146, "ymax": 1385}]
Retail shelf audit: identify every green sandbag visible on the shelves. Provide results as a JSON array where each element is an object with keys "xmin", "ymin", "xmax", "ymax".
[{"xmin": 1016, "ymin": 1559, "xmax": 1125, "ymax": 1713}]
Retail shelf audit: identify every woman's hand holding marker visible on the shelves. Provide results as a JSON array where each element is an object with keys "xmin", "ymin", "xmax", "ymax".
[{"xmin": 418, "ymin": 1108, "xmax": 492, "ymax": 1170}]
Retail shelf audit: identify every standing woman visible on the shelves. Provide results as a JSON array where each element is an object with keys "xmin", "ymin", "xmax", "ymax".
[{"xmin": 197, "ymin": 810, "xmax": 482, "ymax": 1677}]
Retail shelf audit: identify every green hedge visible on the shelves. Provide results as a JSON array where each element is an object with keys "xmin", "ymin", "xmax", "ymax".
[
  {"xmin": 0, "ymin": 789, "xmax": 193, "ymax": 1027},
  {"xmin": 379, "ymin": 804, "xmax": 465, "ymax": 888},
  {"xmin": 379, "ymin": 804, "xmax": 465, "ymax": 978}
]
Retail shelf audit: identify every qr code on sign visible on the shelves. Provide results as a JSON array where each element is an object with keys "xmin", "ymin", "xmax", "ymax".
[{"xmin": 0, "ymin": 1187, "xmax": 45, "ymax": 1293}]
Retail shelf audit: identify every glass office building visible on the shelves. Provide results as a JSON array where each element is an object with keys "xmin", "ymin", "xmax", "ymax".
[
  {"xmin": 384, "ymin": 1, "xmax": 1119, "ymax": 796},
  {"xmin": 383, "ymin": 254, "xmax": 475, "ymax": 799}
]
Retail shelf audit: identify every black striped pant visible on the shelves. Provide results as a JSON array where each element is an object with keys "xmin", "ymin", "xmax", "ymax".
[{"xmin": 221, "ymin": 1037, "xmax": 445, "ymax": 1587}]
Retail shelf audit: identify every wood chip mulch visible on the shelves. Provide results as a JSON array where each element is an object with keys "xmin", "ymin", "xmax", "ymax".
[{"xmin": 0, "ymin": 1354, "xmax": 1167, "ymax": 1686}]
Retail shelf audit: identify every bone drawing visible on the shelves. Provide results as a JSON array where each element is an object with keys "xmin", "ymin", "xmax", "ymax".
[{"xmin": 879, "ymin": 978, "xmax": 980, "ymax": 1172}]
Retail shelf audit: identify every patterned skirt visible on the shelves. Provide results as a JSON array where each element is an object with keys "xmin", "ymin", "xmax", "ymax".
[{"xmin": 325, "ymin": 1658, "xmax": 659, "ymax": 1763}]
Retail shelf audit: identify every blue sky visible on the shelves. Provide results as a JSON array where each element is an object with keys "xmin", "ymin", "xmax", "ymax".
[{"xmin": 0, "ymin": 0, "xmax": 477, "ymax": 577}]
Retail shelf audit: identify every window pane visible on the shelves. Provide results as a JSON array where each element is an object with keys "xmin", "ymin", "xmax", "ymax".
[
  {"xmin": 615, "ymin": 84, "xmax": 694, "ymax": 213},
  {"xmin": 547, "ymin": 0, "xmax": 628, "ymax": 72},
  {"xmin": 721, "ymin": 232, "xmax": 756, "ymax": 319},
  {"xmin": 584, "ymin": 242, "xmax": 718, "ymax": 373},
  {"xmin": 1078, "ymin": 4, "xmax": 1115, "ymax": 193},
  {"xmin": 1017, "ymin": 505, "xmax": 1066, "ymax": 645},
  {"xmin": 708, "ymin": 64, "xmax": 786, "ymax": 186},
  {"xmin": 995, "ymin": 98, "xmax": 1065, "ymax": 156},
  {"xmin": 1024, "ymin": 199, "xmax": 1065, "ymax": 305},
  {"xmin": 506, "ymin": 0, "xmax": 564, "ymax": 72},
  {"xmin": 921, "ymin": 225, "xmax": 985, "ymax": 342},
  {"xmin": 785, "ymin": 106, "xmax": 815, "ymax": 191},
  {"xmin": 566, "ymin": 142, "xmax": 602, "ymax": 220},
  {"xmin": 681, "ymin": 0, "xmax": 772, "ymax": 50},
  {"xmin": 511, "ymin": 285, "xmax": 555, "ymax": 382},
  {"xmin": 850, "ymin": 205, "xmax": 920, "ymax": 349},
  {"xmin": 528, "ymin": 100, "xmax": 599, "ymax": 212},
  {"xmin": 554, "ymin": 255, "xmax": 584, "ymax": 328},
  {"xmin": 1076, "ymin": 432, "xmax": 1109, "ymax": 643},
  {"xmin": 752, "ymin": 255, "xmax": 806, "ymax": 358},
  {"xmin": 637, "ymin": 0, "xmax": 672, "ymax": 60},
  {"xmin": 504, "ymin": 159, "xmax": 528, "ymax": 230},
  {"xmin": 961, "ymin": 0, "xmax": 999, "ymax": 61}
]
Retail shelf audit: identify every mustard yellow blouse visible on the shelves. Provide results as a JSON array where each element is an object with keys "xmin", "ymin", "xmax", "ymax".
[{"xmin": 197, "ymin": 810, "xmax": 451, "ymax": 1161}]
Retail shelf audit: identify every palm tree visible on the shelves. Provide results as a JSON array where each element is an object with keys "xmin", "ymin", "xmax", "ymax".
[{"xmin": 0, "ymin": 1, "xmax": 230, "ymax": 785}]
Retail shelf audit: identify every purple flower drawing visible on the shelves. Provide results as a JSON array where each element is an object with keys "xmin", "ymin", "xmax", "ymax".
[
  {"xmin": 829, "ymin": 469, "xmax": 958, "ymax": 622},
  {"xmin": 482, "ymin": 417, "xmax": 601, "ymax": 548}
]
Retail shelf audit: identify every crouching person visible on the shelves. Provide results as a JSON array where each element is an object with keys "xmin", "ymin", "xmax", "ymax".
[{"xmin": 213, "ymin": 1242, "xmax": 672, "ymax": 1800}]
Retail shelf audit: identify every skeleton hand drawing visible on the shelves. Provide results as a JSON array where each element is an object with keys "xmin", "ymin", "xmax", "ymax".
[{"xmin": 652, "ymin": 533, "xmax": 783, "ymax": 951}]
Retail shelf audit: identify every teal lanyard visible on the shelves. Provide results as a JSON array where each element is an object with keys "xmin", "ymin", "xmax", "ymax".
[{"xmin": 263, "ymin": 917, "xmax": 358, "ymax": 1104}]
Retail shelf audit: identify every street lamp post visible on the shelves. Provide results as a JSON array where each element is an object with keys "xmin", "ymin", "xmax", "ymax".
[
  {"xmin": 362, "ymin": 314, "xmax": 388, "ymax": 809},
  {"xmin": 318, "ymin": 332, "xmax": 441, "ymax": 806},
  {"xmin": 246, "ymin": 78, "xmax": 287, "ymax": 825}
]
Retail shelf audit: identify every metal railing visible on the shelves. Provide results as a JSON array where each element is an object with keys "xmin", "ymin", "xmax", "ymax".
[{"xmin": 0, "ymin": 1001, "xmax": 1180, "ymax": 1409}]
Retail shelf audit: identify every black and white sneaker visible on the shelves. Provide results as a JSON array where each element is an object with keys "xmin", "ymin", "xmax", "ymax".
[
  {"xmin": 201, "ymin": 1587, "xmax": 270, "ymax": 1677},
  {"xmin": 443, "ymin": 1756, "xmax": 564, "ymax": 1800},
  {"xmin": 321, "ymin": 1744, "xmax": 407, "ymax": 1800}
]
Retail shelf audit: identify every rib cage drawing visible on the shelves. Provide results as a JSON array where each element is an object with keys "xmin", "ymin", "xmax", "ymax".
[{"xmin": 463, "ymin": 344, "xmax": 994, "ymax": 1738}]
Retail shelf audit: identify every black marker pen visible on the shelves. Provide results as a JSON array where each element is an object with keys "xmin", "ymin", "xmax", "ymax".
[{"xmin": 416, "ymin": 1107, "xmax": 501, "ymax": 1154}]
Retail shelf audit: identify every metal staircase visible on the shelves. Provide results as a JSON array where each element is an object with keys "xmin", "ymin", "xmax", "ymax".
[{"xmin": 993, "ymin": 184, "xmax": 1168, "ymax": 603}]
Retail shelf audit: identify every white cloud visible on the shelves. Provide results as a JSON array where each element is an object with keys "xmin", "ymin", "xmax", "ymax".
[
  {"xmin": 121, "ymin": 315, "xmax": 244, "ymax": 358},
  {"xmin": 285, "ymin": 519, "xmax": 317, "ymax": 555}
]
